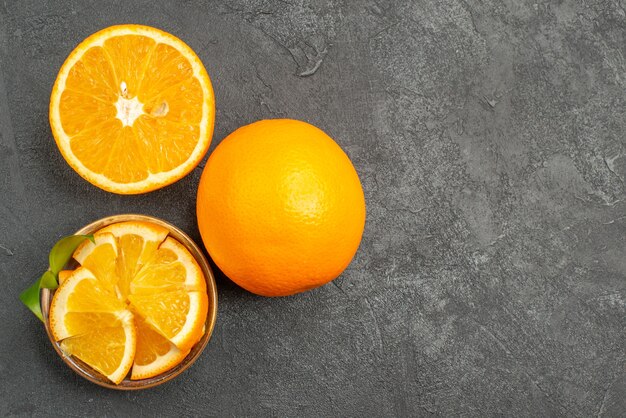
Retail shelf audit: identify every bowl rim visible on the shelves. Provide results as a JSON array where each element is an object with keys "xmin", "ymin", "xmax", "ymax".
[{"xmin": 40, "ymin": 213, "xmax": 218, "ymax": 390}]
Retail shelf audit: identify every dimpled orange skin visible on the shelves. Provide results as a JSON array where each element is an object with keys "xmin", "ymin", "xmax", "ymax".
[{"xmin": 196, "ymin": 119, "xmax": 366, "ymax": 297}]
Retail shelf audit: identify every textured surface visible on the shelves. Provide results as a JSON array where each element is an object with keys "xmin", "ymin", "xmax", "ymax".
[{"xmin": 0, "ymin": 0, "xmax": 624, "ymax": 416}]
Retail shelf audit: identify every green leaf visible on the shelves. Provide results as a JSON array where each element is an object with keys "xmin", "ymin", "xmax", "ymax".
[
  {"xmin": 48, "ymin": 234, "xmax": 93, "ymax": 274},
  {"xmin": 40, "ymin": 270, "xmax": 59, "ymax": 290},
  {"xmin": 20, "ymin": 234, "xmax": 94, "ymax": 321},
  {"xmin": 19, "ymin": 277, "xmax": 43, "ymax": 322}
]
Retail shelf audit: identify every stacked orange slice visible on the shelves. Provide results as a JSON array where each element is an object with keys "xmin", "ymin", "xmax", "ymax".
[{"xmin": 49, "ymin": 221, "xmax": 208, "ymax": 383}]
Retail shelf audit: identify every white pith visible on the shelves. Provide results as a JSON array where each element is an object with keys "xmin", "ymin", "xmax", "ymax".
[{"xmin": 115, "ymin": 93, "xmax": 144, "ymax": 127}]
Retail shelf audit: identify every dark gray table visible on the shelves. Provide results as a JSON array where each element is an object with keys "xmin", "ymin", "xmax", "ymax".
[{"xmin": 1, "ymin": 1, "xmax": 625, "ymax": 416}]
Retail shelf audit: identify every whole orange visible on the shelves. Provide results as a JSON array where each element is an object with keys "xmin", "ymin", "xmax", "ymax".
[{"xmin": 196, "ymin": 119, "xmax": 365, "ymax": 296}]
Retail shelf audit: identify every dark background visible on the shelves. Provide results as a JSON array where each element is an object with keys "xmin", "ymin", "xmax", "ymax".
[{"xmin": 1, "ymin": 1, "xmax": 625, "ymax": 416}]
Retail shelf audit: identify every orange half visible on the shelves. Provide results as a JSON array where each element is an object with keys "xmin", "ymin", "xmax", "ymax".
[{"xmin": 49, "ymin": 24, "xmax": 215, "ymax": 194}]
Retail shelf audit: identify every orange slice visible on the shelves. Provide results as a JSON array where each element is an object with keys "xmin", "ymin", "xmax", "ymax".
[
  {"xmin": 131, "ymin": 314, "xmax": 190, "ymax": 380},
  {"xmin": 49, "ymin": 268, "xmax": 135, "ymax": 384},
  {"xmin": 122, "ymin": 231, "xmax": 207, "ymax": 353},
  {"xmin": 130, "ymin": 237, "xmax": 206, "ymax": 295},
  {"xmin": 97, "ymin": 221, "xmax": 169, "ymax": 300},
  {"xmin": 61, "ymin": 327, "xmax": 136, "ymax": 384},
  {"xmin": 49, "ymin": 24, "xmax": 215, "ymax": 194},
  {"xmin": 72, "ymin": 232, "xmax": 118, "ymax": 294},
  {"xmin": 129, "ymin": 290, "xmax": 207, "ymax": 352}
]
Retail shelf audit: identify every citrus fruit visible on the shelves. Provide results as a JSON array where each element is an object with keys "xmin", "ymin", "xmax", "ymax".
[
  {"xmin": 131, "ymin": 313, "xmax": 190, "ymax": 380},
  {"xmin": 196, "ymin": 119, "xmax": 366, "ymax": 297},
  {"xmin": 128, "ymin": 289, "xmax": 207, "ymax": 351},
  {"xmin": 49, "ymin": 220, "xmax": 209, "ymax": 383},
  {"xmin": 129, "ymin": 236, "xmax": 207, "ymax": 296},
  {"xmin": 127, "ymin": 236, "xmax": 208, "ymax": 351},
  {"xmin": 73, "ymin": 232, "xmax": 119, "ymax": 294},
  {"xmin": 98, "ymin": 221, "xmax": 169, "ymax": 300},
  {"xmin": 49, "ymin": 24, "xmax": 215, "ymax": 194},
  {"xmin": 49, "ymin": 267, "xmax": 135, "ymax": 384}
]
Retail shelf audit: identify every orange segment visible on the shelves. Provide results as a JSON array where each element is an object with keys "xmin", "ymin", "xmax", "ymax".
[
  {"xmin": 69, "ymin": 119, "xmax": 123, "ymax": 176},
  {"xmin": 59, "ymin": 89, "xmax": 116, "ymax": 136},
  {"xmin": 143, "ymin": 77, "xmax": 204, "ymax": 125},
  {"xmin": 129, "ymin": 290, "xmax": 207, "ymax": 351},
  {"xmin": 62, "ymin": 312, "xmax": 125, "ymax": 334},
  {"xmin": 98, "ymin": 221, "xmax": 169, "ymax": 300},
  {"xmin": 102, "ymin": 34, "xmax": 157, "ymax": 96},
  {"xmin": 131, "ymin": 237, "xmax": 206, "ymax": 295},
  {"xmin": 63, "ymin": 46, "xmax": 118, "ymax": 101},
  {"xmin": 60, "ymin": 325, "xmax": 135, "ymax": 384},
  {"xmin": 49, "ymin": 267, "xmax": 126, "ymax": 340},
  {"xmin": 49, "ymin": 24, "xmax": 215, "ymax": 194},
  {"xmin": 100, "ymin": 127, "xmax": 149, "ymax": 184},
  {"xmin": 139, "ymin": 43, "xmax": 194, "ymax": 99},
  {"xmin": 132, "ymin": 118, "xmax": 200, "ymax": 172},
  {"xmin": 131, "ymin": 314, "xmax": 189, "ymax": 380},
  {"xmin": 49, "ymin": 267, "xmax": 135, "ymax": 384},
  {"xmin": 73, "ymin": 232, "xmax": 119, "ymax": 294}
]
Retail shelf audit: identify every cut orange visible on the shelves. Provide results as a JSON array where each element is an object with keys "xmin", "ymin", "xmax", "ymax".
[
  {"xmin": 129, "ymin": 289, "xmax": 207, "ymax": 351},
  {"xmin": 130, "ymin": 237, "xmax": 206, "ymax": 295},
  {"xmin": 131, "ymin": 313, "xmax": 190, "ymax": 380},
  {"xmin": 98, "ymin": 221, "xmax": 169, "ymax": 300},
  {"xmin": 49, "ymin": 24, "xmax": 215, "ymax": 194},
  {"xmin": 72, "ymin": 232, "xmax": 118, "ymax": 294},
  {"xmin": 49, "ymin": 268, "xmax": 135, "ymax": 384},
  {"xmin": 61, "ymin": 327, "xmax": 135, "ymax": 384},
  {"xmin": 49, "ymin": 220, "xmax": 209, "ymax": 384}
]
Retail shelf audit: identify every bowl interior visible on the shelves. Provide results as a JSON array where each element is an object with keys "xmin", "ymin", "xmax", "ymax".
[{"xmin": 40, "ymin": 214, "xmax": 218, "ymax": 390}]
